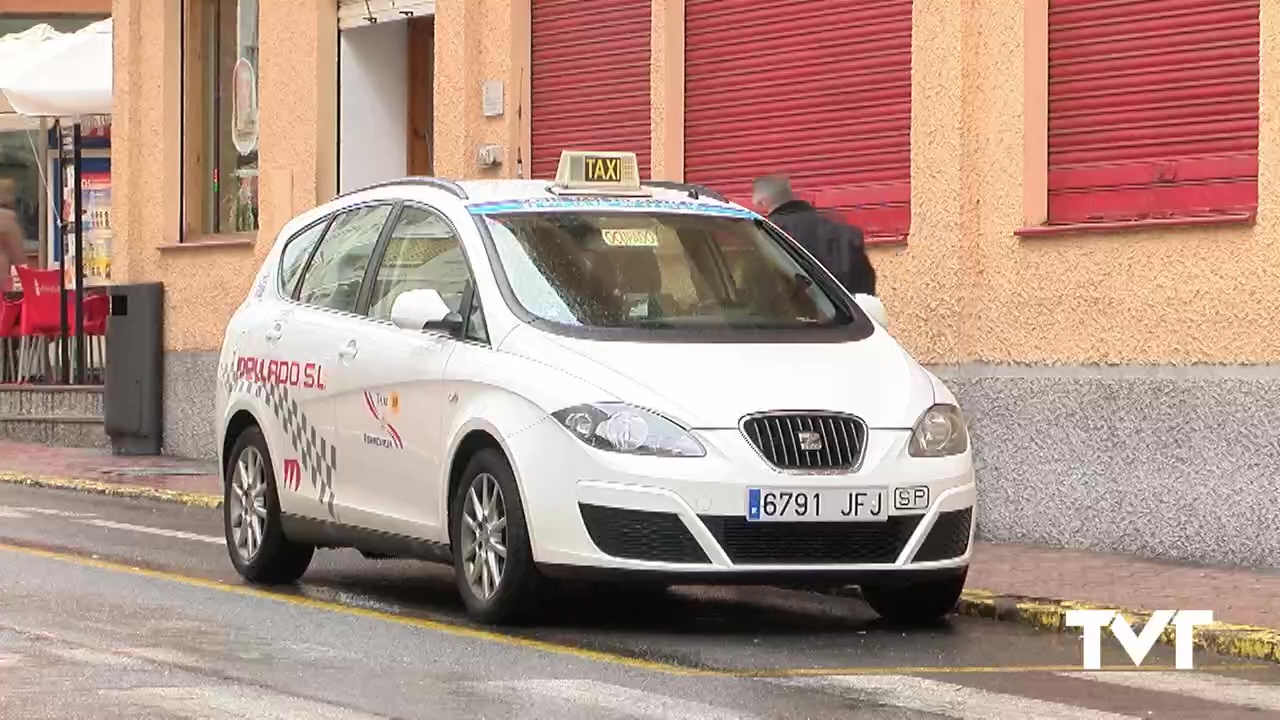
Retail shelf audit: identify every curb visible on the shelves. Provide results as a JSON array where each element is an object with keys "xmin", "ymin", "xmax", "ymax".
[
  {"xmin": 956, "ymin": 589, "xmax": 1280, "ymax": 665},
  {"xmin": 0, "ymin": 471, "xmax": 222, "ymax": 509}
]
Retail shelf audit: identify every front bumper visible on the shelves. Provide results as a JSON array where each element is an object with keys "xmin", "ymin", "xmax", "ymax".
[{"xmin": 506, "ymin": 417, "xmax": 976, "ymax": 583}]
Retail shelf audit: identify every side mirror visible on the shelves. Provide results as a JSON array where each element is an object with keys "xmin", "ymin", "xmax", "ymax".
[
  {"xmin": 854, "ymin": 293, "xmax": 888, "ymax": 327},
  {"xmin": 390, "ymin": 288, "xmax": 463, "ymax": 334}
]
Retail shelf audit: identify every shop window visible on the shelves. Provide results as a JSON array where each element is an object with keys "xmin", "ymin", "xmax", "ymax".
[
  {"xmin": 0, "ymin": 128, "xmax": 42, "ymax": 259},
  {"xmin": 181, "ymin": 0, "xmax": 260, "ymax": 238}
]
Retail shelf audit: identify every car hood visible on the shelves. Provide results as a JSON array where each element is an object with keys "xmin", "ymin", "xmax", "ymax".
[{"xmin": 500, "ymin": 325, "xmax": 937, "ymax": 429}]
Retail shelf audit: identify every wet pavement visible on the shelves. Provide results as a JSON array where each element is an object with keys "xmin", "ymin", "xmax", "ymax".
[
  {"xmin": 1, "ymin": 483, "xmax": 1279, "ymax": 719},
  {"xmin": 5, "ymin": 438, "xmax": 1280, "ymax": 632}
]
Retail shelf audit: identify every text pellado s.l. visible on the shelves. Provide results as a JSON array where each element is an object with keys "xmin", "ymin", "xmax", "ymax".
[{"xmin": 235, "ymin": 356, "xmax": 326, "ymax": 390}]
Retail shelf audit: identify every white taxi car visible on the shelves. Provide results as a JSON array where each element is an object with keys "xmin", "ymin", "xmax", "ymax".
[{"xmin": 215, "ymin": 151, "xmax": 976, "ymax": 625}]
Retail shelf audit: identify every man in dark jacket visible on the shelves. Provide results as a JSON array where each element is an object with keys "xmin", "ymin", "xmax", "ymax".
[{"xmin": 752, "ymin": 175, "xmax": 877, "ymax": 296}]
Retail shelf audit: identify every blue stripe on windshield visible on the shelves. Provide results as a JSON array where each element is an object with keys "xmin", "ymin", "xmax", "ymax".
[{"xmin": 466, "ymin": 197, "xmax": 759, "ymax": 219}]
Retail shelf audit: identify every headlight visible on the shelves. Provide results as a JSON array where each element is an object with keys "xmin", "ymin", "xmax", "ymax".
[
  {"xmin": 551, "ymin": 403, "xmax": 706, "ymax": 457},
  {"xmin": 908, "ymin": 404, "xmax": 969, "ymax": 457}
]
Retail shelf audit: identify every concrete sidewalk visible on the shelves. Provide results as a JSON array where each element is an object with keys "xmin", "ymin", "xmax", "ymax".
[{"xmin": 1, "ymin": 440, "xmax": 1276, "ymax": 662}]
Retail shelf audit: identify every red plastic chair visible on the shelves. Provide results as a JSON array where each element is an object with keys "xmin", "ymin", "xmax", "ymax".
[
  {"xmin": 76, "ymin": 292, "xmax": 110, "ymax": 380},
  {"xmin": 0, "ymin": 297, "xmax": 20, "ymax": 384},
  {"xmin": 15, "ymin": 266, "xmax": 66, "ymax": 382}
]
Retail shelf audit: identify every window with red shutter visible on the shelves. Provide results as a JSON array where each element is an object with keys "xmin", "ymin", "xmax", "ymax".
[
  {"xmin": 530, "ymin": 1, "xmax": 652, "ymax": 181},
  {"xmin": 683, "ymin": 0, "xmax": 912, "ymax": 243},
  {"xmin": 1047, "ymin": 0, "xmax": 1260, "ymax": 225}
]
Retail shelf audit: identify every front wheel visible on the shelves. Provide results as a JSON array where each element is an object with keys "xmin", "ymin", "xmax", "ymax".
[
  {"xmin": 224, "ymin": 426, "xmax": 315, "ymax": 584},
  {"xmin": 860, "ymin": 569, "xmax": 967, "ymax": 624},
  {"xmin": 450, "ymin": 448, "xmax": 545, "ymax": 625}
]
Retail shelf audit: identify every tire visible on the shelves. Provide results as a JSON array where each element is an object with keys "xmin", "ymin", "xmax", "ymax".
[
  {"xmin": 223, "ymin": 425, "xmax": 315, "ymax": 584},
  {"xmin": 860, "ymin": 569, "xmax": 968, "ymax": 624},
  {"xmin": 450, "ymin": 448, "xmax": 544, "ymax": 625}
]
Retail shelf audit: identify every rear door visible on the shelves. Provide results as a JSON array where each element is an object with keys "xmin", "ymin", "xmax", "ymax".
[
  {"xmin": 235, "ymin": 216, "xmax": 331, "ymax": 519},
  {"xmin": 276, "ymin": 201, "xmax": 397, "ymax": 522}
]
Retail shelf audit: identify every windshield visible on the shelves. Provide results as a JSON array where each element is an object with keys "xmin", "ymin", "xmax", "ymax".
[{"xmin": 480, "ymin": 210, "xmax": 860, "ymax": 333}]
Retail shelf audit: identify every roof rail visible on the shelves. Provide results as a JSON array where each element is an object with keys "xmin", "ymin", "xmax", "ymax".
[
  {"xmin": 335, "ymin": 176, "xmax": 469, "ymax": 201},
  {"xmin": 641, "ymin": 181, "xmax": 729, "ymax": 203}
]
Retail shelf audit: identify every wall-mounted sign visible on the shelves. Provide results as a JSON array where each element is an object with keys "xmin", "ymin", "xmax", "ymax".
[{"xmin": 232, "ymin": 57, "xmax": 259, "ymax": 156}]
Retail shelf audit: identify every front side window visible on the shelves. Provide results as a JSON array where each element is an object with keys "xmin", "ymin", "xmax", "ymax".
[
  {"xmin": 182, "ymin": 0, "xmax": 260, "ymax": 237},
  {"xmin": 296, "ymin": 204, "xmax": 391, "ymax": 314},
  {"xmin": 481, "ymin": 211, "xmax": 864, "ymax": 338},
  {"xmin": 367, "ymin": 205, "xmax": 473, "ymax": 322}
]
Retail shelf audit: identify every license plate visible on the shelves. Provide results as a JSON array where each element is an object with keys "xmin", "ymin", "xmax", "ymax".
[{"xmin": 746, "ymin": 487, "xmax": 888, "ymax": 522}]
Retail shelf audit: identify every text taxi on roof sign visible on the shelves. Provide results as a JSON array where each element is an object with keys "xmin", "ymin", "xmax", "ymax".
[{"xmin": 214, "ymin": 149, "xmax": 975, "ymax": 625}]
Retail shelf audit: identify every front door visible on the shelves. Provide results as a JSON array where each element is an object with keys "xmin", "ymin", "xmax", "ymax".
[
  {"xmin": 340, "ymin": 202, "xmax": 477, "ymax": 540},
  {"xmin": 407, "ymin": 16, "xmax": 434, "ymax": 176}
]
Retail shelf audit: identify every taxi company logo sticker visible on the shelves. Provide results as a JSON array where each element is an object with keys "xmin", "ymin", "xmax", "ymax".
[
  {"xmin": 363, "ymin": 391, "xmax": 404, "ymax": 450},
  {"xmin": 281, "ymin": 458, "xmax": 302, "ymax": 492},
  {"xmin": 236, "ymin": 356, "xmax": 326, "ymax": 390},
  {"xmin": 252, "ymin": 271, "xmax": 271, "ymax": 299},
  {"xmin": 601, "ymin": 228, "xmax": 658, "ymax": 248},
  {"xmin": 220, "ymin": 356, "xmax": 339, "ymax": 518}
]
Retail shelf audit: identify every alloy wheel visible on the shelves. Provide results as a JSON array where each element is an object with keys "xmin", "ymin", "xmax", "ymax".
[
  {"xmin": 229, "ymin": 445, "xmax": 269, "ymax": 564},
  {"xmin": 460, "ymin": 472, "xmax": 508, "ymax": 600}
]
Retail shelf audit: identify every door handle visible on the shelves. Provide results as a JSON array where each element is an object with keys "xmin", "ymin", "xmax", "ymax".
[
  {"xmin": 264, "ymin": 322, "xmax": 283, "ymax": 344},
  {"xmin": 338, "ymin": 339, "xmax": 359, "ymax": 362}
]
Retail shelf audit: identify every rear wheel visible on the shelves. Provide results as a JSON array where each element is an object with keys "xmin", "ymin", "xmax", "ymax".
[
  {"xmin": 450, "ymin": 448, "xmax": 544, "ymax": 625},
  {"xmin": 224, "ymin": 426, "xmax": 314, "ymax": 584},
  {"xmin": 860, "ymin": 569, "xmax": 967, "ymax": 624}
]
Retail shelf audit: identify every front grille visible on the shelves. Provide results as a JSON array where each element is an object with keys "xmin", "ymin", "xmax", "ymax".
[
  {"xmin": 579, "ymin": 503, "xmax": 711, "ymax": 564},
  {"xmin": 913, "ymin": 508, "xmax": 973, "ymax": 562},
  {"xmin": 699, "ymin": 515, "xmax": 922, "ymax": 565},
  {"xmin": 741, "ymin": 412, "xmax": 867, "ymax": 471}
]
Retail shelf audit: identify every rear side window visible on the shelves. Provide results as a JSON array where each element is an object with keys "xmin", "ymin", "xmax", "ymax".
[
  {"xmin": 277, "ymin": 220, "xmax": 329, "ymax": 298},
  {"xmin": 296, "ymin": 204, "xmax": 394, "ymax": 314}
]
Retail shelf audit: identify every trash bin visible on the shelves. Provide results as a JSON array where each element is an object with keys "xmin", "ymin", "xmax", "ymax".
[{"xmin": 104, "ymin": 282, "xmax": 164, "ymax": 456}]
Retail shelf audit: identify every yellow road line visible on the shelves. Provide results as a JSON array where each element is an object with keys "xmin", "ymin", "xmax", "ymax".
[
  {"xmin": 0, "ymin": 472, "xmax": 222, "ymax": 509},
  {"xmin": 0, "ymin": 541, "xmax": 709, "ymax": 676}
]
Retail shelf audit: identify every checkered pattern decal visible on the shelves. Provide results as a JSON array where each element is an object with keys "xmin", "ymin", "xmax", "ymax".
[{"xmin": 220, "ymin": 359, "xmax": 339, "ymax": 517}]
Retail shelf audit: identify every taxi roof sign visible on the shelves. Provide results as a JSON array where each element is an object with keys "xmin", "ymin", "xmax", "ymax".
[{"xmin": 552, "ymin": 150, "xmax": 649, "ymax": 196}]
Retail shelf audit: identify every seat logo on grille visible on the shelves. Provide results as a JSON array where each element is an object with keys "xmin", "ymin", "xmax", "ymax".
[{"xmin": 796, "ymin": 430, "xmax": 824, "ymax": 452}]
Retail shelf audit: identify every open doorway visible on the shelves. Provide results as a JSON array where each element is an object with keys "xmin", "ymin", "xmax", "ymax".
[{"xmin": 337, "ymin": 13, "xmax": 434, "ymax": 192}]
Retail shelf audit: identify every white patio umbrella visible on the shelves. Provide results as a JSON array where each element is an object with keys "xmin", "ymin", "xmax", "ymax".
[
  {"xmin": 0, "ymin": 23, "xmax": 64, "ymax": 115},
  {"xmin": 1, "ymin": 18, "xmax": 112, "ymax": 118}
]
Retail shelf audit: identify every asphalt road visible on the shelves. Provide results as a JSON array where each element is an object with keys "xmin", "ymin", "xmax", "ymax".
[{"xmin": 1, "ymin": 483, "xmax": 1279, "ymax": 719}]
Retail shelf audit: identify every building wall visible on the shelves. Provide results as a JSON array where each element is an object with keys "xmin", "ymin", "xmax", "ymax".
[{"xmin": 112, "ymin": 0, "xmax": 1280, "ymax": 567}]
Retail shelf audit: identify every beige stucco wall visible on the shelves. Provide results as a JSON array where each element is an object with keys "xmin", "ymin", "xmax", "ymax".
[
  {"xmin": 114, "ymin": 0, "xmax": 1280, "ymax": 364},
  {"xmin": 874, "ymin": 0, "xmax": 1280, "ymax": 366},
  {"xmin": 114, "ymin": 0, "xmax": 337, "ymax": 353}
]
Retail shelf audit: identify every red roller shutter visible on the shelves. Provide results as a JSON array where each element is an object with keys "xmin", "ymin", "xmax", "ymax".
[
  {"xmin": 530, "ymin": 1, "xmax": 652, "ymax": 180},
  {"xmin": 684, "ymin": 0, "xmax": 912, "ymax": 242},
  {"xmin": 1047, "ymin": 0, "xmax": 1260, "ymax": 224}
]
